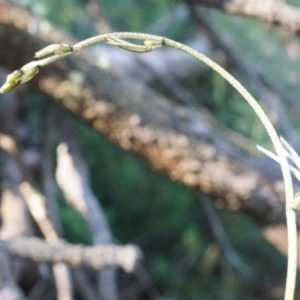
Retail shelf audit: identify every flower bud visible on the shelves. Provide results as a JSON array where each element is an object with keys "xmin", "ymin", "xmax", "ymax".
[
  {"xmin": 34, "ymin": 43, "xmax": 73, "ymax": 58},
  {"xmin": 20, "ymin": 64, "xmax": 39, "ymax": 84},
  {"xmin": 0, "ymin": 70, "xmax": 23, "ymax": 93},
  {"xmin": 0, "ymin": 62, "xmax": 39, "ymax": 93}
]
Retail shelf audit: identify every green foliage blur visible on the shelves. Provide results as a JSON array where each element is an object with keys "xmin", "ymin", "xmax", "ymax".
[{"xmin": 14, "ymin": 0, "xmax": 297, "ymax": 299}]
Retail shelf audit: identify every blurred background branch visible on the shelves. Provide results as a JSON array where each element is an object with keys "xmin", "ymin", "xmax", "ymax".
[
  {"xmin": 1, "ymin": 0, "xmax": 300, "ymax": 299},
  {"xmin": 185, "ymin": 0, "xmax": 300, "ymax": 34}
]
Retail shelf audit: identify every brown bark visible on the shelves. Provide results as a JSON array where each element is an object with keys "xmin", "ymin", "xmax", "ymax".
[
  {"xmin": 0, "ymin": 2, "xmax": 294, "ymax": 227},
  {"xmin": 185, "ymin": 0, "xmax": 300, "ymax": 34}
]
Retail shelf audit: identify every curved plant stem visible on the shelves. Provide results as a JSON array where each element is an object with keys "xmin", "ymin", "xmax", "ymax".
[{"xmin": 0, "ymin": 32, "xmax": 297, "ymax": 299}]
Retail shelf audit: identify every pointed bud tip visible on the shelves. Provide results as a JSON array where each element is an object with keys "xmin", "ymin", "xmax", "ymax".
[{"xmin": 0, "ymin": 82, "xmax": 18, "ymax": 93}]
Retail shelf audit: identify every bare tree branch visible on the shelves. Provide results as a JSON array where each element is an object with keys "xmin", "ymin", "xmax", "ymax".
[
  {"xmin": 19, "ymin": 181, "xmax": 74, "ymax": 300},
  {"xmin": 185, "ymin": 0, "xmax": 300, "ymax": 34},
  {"xmin": 0, "ymin": 237, "xmax": 141, "ymax": 272},
  {"xmin": 55, "ymin": 114, "xmax": 119, "ymax": 300}
]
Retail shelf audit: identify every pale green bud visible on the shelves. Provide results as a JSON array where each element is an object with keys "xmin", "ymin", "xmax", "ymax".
[
  {"xmin": 0, "ymin": 70, "xmax": 23, "ymax": 93},
  {"xmin": 6, "ymin": 70, "xmax": 23, "ymax": 84},
  {"xmin": 0, "ymin": 62, "xmax": 39, "ymax": 93},
  {"xmin": 34, "ymin": 43, "xmax": 73, "ymax": 58},
  {"xmin": 19, "ymin": 62, "xmax": 39, "ymax": 84},
  {"xmin": 106, "ymin": 37, "xmax": 163, "ymax": 53}
]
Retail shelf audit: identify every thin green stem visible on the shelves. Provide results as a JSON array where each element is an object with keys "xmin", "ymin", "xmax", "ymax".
[
  {"xmin": 0, "ymin": 32, "xmax": 296, "ymax": 299},
  {"xmin": 160, "ymin": 36, "xmax": 296, "ymax": 299}
]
